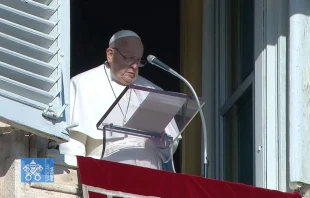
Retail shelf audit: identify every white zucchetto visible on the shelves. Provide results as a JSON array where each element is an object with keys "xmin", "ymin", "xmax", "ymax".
[{"xmin": 109, "ymin": 30, "xmax": 141, "ymax": 46}]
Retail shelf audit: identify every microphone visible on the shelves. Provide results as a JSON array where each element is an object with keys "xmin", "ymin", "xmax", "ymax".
[
  {"xmin": 147, "ymin": 55, "xmax": 209, "ymax": 178},
  {"xmin": 147, "ymin": 55, "xmax": 171, "ymax": 72}
]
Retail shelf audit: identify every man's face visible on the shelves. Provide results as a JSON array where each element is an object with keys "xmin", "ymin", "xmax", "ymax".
[{"xmin": 107, "ymin": 37, "xmax": 144, "ymax": 85}]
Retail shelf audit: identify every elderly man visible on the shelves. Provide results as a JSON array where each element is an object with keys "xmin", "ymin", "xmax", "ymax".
[{"xmin": 59, "ymin": 30, "xmax": 180, "ymax": 171}]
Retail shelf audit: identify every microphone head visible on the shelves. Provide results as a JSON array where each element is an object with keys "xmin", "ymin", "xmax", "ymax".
[{"xmin": 147, "ymin": 55, "xmax": 156, "ymax": 64}]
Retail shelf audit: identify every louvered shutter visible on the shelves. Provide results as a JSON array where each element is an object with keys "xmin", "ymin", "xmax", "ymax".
[{"xmin": 0, "ymin": 0, "xmax": 71, "ymax": 143}]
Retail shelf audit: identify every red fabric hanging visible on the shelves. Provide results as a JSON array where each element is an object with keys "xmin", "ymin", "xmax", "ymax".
[{"xmin": 77, "ymin": 156, "xmax": 302, "ymax": 198}]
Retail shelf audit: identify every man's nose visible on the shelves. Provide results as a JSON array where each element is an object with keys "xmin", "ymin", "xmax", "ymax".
[{"xmin": 131, "ymin": 61, "xmax": 139, "ymax": 68}]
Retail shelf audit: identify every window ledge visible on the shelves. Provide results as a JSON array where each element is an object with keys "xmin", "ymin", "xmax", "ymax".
[{"xmin": 0, "ymin": 121, "xmax": 12, "ymax": 134}]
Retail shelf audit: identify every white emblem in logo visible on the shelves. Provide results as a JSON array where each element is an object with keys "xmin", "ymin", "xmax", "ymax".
[{"xmin": 22, "ymin": 160, "xmax": 44, "ymax": 181}]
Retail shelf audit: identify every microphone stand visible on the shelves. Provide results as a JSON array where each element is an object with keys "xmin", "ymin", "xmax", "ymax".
[{"xmin": 148, "ymin": 57, "xmax": 209, "ymax": 178}]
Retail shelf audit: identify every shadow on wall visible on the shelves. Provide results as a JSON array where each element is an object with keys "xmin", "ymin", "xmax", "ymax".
[{"xmin": 0, "ymin": 130, "xmax": 71, "ymax": 177}]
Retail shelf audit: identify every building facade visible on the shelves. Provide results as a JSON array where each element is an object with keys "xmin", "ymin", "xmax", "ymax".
[
  {"xmin": 0, "ymin": 0, "xmax": 310, "ymax": 197},
  {"xmin": 182, "ymin": 0, "xmax": 310, "ymax": 195}
]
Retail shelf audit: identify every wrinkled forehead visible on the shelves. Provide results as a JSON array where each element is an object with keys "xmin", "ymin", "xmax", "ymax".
[{"xmin": 113, "ymin": 37, "xmax": 144, "ymax": 57}]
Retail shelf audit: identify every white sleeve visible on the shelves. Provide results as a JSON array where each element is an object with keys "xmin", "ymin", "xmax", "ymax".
[
  {"xmin": 165, "ymin": 118, "xmax": 182, "ymax": 140},
  {"xmin": 154, "ymin": 118, "xmax": 181, "ymax": 163},
  {"xmin": 58, "ymin": 80, "xmax": 87, "ymax": 166}
]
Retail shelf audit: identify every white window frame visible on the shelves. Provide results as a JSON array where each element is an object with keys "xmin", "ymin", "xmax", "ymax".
[
  {"xmin": 254, "ymin": 0, "xmax": 289, "ymax": 191},
  {"xmin": 214, "ymin": 0, "xmax": 255, "ymax": 182},
  {"xmin": 203, "ymin": 0, "xmax": 289, "ymax": 189}
]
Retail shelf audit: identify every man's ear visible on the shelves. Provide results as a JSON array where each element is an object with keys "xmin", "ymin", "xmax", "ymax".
[{"xmin": 106, "ymin": 48, "xmax": 113, "ymax": 63}]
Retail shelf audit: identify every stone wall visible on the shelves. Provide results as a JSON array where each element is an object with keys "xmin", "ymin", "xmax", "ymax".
[{"xmin": 0, "ymin": 122, "xmax": 82, "ymax": 198}]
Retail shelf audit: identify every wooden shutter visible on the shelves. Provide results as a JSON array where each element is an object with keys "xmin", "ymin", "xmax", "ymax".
[{"xmin": 0, "ymin": 0, "xmax": 71, "ymax": 143}]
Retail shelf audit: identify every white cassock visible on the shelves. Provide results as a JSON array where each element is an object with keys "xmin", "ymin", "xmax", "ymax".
[{"xmin": 59, "ymin": 64, "xmax": 181, "ymax": 170}]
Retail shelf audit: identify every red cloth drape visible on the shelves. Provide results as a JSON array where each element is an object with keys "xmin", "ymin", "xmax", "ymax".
[{"xmin": 77, "ymin": 156, "xmax": 302, "ymax": 198}]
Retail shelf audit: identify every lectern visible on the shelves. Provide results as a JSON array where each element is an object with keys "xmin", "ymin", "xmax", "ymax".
[{"xmin": 96, "ymin": 84, "xmax": 205, "ymax": 163}]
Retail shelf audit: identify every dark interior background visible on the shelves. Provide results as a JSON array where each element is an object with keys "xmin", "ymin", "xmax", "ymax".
[{"xmin": 70, "ymin": 1, "xmax": 181, "ymax": 172}]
